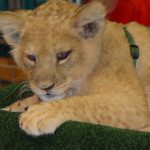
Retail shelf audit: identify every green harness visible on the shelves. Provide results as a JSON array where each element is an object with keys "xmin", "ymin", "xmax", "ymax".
[{"xmin": 123, "ymin": 26, "xmax": 139, "ymax": 66}]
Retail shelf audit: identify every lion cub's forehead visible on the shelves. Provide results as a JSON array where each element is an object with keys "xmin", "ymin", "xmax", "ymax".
[
  {"xmin": 21, "ymin": 0, "xmax": 79, "ymax": 54},
  {"xmin": 23, "ymin": 17, "xmax": 71, "ymax": 48},
  {"xmin": 31, "ymin": 0, "xmax": 78, "ymax": 20},
  {"xmin": 22, "ymin": 20, "xmax": 73, "ymax": 55},
  {"xmin": 23, "ymin": 0, "xmax": 78, "ymax": 42}
]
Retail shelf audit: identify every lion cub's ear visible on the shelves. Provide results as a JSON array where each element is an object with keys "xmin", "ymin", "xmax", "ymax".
[
  {"xmin": 0, "ymin": 12, "xmax": 24, "ymax": 47},
  {"xmin": 97, "ymin": 0, "xmax": 118, "ymax": 14},
  {"xmin": 71, "ymin": 1, "xmax": 106, "ymax": 39}
]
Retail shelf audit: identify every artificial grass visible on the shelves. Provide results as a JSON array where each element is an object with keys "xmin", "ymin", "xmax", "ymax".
[{"xmin": 0, "ymin": 84, "xmax": 150, "ymax": 150}]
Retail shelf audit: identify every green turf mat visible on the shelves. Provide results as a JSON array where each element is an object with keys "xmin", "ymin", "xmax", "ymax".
[{"xmin": 0, "ymin": 84, "xmax": 150, "ymax": 150}]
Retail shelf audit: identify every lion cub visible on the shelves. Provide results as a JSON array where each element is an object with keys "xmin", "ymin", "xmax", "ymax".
[{"xmin": 0, "ymin": 0, "xmax": 150, "ymax": 136}]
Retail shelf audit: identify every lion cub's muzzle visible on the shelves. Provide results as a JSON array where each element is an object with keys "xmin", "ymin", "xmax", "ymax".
[{"xmin": 30, "ymin": 81, "xmax": 71, "ymax": 102}]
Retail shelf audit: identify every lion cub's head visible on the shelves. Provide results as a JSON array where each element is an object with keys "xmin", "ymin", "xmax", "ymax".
[{"xmin": 0, "ymin": 0, "xmax": 105, "ymax": 101}]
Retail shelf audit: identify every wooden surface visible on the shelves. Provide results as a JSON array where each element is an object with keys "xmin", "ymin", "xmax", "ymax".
[{"xmin": 0, "ymin": 57, "xmax": 27, "ymax": 82}]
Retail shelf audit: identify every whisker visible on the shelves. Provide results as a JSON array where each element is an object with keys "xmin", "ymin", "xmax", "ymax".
[
  {"xmin": 19, "ymin": 89, "xmax": 32, "ymax": 97},
  {"xmin": 20, "ymin": 84, "xmax": 30, "ymax": 89},
  {"xmin": 47, "ymin": 79, "xmax": 72, "ymax": 96},
  {"xmin": 19, "ymin": 85, "xmax": 30, "ymax": 92},
  {"xmin": 20, "ymin": 84, "xmax": 30, "ymax": 91},
  {"xmin": 55, "ymin": 79, "xmax": 72, "ymax": 89},
  {"xmin": 19, "ymin": 81, "xmax": 32, "ymax": 97},
  {"xmin": 0, "ymin": 81, "xmax": 30, "ymax": 104}
]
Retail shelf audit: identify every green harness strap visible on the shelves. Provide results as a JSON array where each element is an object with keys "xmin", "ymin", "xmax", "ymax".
[{"xmin": 123, "ymin": 26, "xmax": 139, "ymax": 66}]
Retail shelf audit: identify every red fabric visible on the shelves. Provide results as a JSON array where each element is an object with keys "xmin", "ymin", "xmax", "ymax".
[
  {"xmin": 84, "ymin": 0, "xmax": 91, "ymax": 3},
  {"xmin": 84, "ymin": 0, "xmax": 150, "ymax": 26}
]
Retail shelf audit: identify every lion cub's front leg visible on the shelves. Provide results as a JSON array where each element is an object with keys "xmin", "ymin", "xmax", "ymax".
[
  {"xmin": 3, "ymin": 95, "xmax": 40, "ymax": 112},
  {"xmin": 19, "ymin": 95, "xmax": 149, "ymax": 136}
]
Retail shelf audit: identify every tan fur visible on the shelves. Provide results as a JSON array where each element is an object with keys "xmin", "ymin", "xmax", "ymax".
[
  {"xmin": 0, "ymin": 0, "xmax": 150, "ymax": 136},
  {"xmin": 3, "ymin": 95, "xmax": 40, "ymax": 112}
]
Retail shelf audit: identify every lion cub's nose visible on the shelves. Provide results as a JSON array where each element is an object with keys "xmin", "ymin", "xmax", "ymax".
[{"xmin": 39, "ymin": 83, "xmax": 55, "ymax": 92}]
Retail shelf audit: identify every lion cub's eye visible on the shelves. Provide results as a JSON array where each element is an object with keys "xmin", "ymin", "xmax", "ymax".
[
  {"xmin": 26, "ymin": 54, "xmax": 36, "ymax": 62},
  {"xmin": 56, "ymin": 50, "xmax": 72, "ymax": 62}
]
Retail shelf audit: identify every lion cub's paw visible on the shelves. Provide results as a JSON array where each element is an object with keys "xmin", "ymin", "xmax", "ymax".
[
  {"xmin": 2, "ymin": 100, "xmax": 30, "ymax": 112},
  {"xmin": 19, "ymin": 103, "xmax": 65, "ymax": 136},
  {"xmin": 2, "ymin": 96, "xmax": 40, "ymax": 112}
]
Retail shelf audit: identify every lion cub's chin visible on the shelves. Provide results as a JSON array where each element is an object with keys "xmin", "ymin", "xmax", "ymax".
[{"xmin": 39, "ymin": 94, "xmax": 66, "ymax": 102}]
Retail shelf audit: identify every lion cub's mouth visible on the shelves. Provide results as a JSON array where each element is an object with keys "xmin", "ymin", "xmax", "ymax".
[
  {"xmin": 39, "ymin": 93, "xmax": 66, "ymax": 102},
  {"xmin": 30, "ymin": 80, "xmax": 71, "ymax": 102}
]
